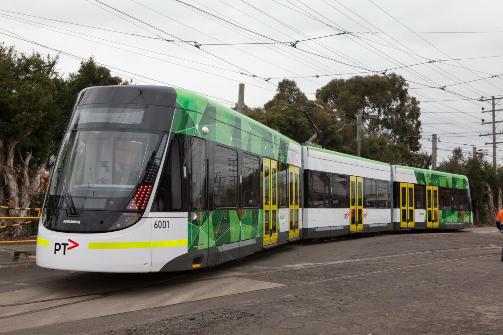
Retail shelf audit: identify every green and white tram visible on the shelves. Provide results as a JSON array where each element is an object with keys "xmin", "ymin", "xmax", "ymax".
[{"xmin": 36, "ymin": 85, "xmax": 472, "ymax": 273}]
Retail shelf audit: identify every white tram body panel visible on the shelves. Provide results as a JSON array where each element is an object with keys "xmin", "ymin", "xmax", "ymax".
[
  {"xmin": 302, "ymin": 147, "xmax": 392, "ymax": 233},
  {"xmin": 36, "ymin": 215, "xmax": 189, "ymax": 273}
]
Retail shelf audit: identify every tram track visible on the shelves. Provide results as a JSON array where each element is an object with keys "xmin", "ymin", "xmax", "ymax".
[{"xmin": 0, "ymin": 244, "xmax": 498, "ymax": 322}]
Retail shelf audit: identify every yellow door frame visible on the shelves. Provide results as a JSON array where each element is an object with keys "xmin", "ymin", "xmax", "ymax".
[
  {"xmin": 432, "ymin": 187, "xmax": 439, "ymax": 228},
  {"xmin": 400, "ymin": 183, "xmax": 415, "ymax": 228},
  {"xmin": 349, "ymin": 176, "xmax": 357, "ymax": 232},
  {"xmin": 426, "ymin": 186, "xmax": 433, "ymax": 229},
  {"xmin": 350, "ymin": 176, "xmax": 364, "ymax": 232},
  {"xmin": 399, "ymin": 183, "xmax": 408, "ymax": 228},
  {"xmin": 270, "ymin": 160, "xmax": 278, "ymax": 244},
  {"xmin": 426, "ymin": 186, "xmax": 440, "ymax": 228},
  {"xmin": 356, "ymin": 176, "xmax": 364, "ymax": 231},
  {"xmin": 407, "ymin": 183, "xmax": 415, "ymax": 228},
  {"xmin": 263, "ymin": 158, "xmax": 271, "ymax": 246},
  {"xmin": 288, "ymin": 166, "xmax": 301, "ymax": 240},
  {"xmin": 295, "ymin": 169, "xmax": 300, "ymax": 238}
]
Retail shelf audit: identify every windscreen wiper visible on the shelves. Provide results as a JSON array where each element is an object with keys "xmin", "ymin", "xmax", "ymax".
[{"xmin": 64, "ymin": 191, "xmax": 79, "ymax": 216}]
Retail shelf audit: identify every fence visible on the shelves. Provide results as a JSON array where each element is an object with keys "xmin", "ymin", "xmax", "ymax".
[{"xmin": 0, "ymin": 205, "xmax": 41, "ymax": 231}]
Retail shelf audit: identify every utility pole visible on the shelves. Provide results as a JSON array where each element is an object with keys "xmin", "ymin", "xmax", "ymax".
[
  {"xmin": 356, "ymin": 110, "xmax": 362, "ymax": 156},
  {"xmin": 492, "ymin": 96, "xmax": 496, "ymax": 169},
  {"xmin": 472, "ymin": 146, "xmax": 477, "ymax": 159},
  {"xmin": 431, "ymin": 134, "xmax": 438, "ymax": 170},
  {"xmin": 237, "ymin": 83, "xmax": 245, "ymax": 114},
  {"xmin": 480, "ymin": 95, "xmax": 503, "ymax": 170}
]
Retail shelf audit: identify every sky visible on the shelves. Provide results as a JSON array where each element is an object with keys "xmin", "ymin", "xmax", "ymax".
[{"xmin": 1, "ymin": 0, "xmax": 503, "ymax": 163}]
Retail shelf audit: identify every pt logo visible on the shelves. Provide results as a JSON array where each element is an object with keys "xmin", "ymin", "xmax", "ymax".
[{"xmin": 54, "ymin": 239, "xmax": 79, "ymax": 255}]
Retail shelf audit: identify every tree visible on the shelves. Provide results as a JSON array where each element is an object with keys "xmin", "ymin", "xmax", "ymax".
[
  {"xmin": 316, "ymin": 74, "xmax": 422, "ymax": 153},
  {"xmin": 0, "ymin": 47, "xmax": 125, "ymax": 237},
  {"xmin": 0, "ymin": 45, "xmax": 63, "ymax": 211},
  {"xmin": 57, "ymin": 58, "xmax": 125, "ymax": 126},
  {"xmin": 438, "ymin": 148, "xmax": 503, "ymax": 224},
  {"xmin": 249, "ymin": 77, "xmax": 429, "ymax": 167}
]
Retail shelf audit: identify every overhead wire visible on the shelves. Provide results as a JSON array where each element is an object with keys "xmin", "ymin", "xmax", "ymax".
[
  {"xmin": 366, "ymin": 0, "xmax": 502, "ymax": 95},
  {"xmin": 0, "ymin": 12, "xmax": 275, "ymax": 92},
  {"xmin": 126, "ymin": 0, "xmax": 321, "ymax": 86},
  {"xmin": 0, "ymin": 27, "xmax": 236, "ymax": 105},
  {"xmin": 92, "ymin": 0, "xmax": 274, "ymax": 85}
]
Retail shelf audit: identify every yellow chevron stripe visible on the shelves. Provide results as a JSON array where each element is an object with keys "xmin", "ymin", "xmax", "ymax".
[{"xmin": 88, "ymin": 240, "xmax": 187, "ymax": 250}]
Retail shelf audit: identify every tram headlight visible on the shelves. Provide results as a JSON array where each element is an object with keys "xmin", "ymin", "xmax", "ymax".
[{"xmin": 108, "ymin": 212, "xmax": 143, "ymax": 231}]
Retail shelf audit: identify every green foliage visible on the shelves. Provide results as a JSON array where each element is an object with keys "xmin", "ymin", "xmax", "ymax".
[
  {"xmin": 0, "ymin": 44, "xmax": 63, "ymax": 165},
  {"xmin": 250, "ymin": 76, "xmax": 429, "ymax": 167},
  {"xmin": 57, "ymin": 57, "xmax": 125, "ymax": 129},
  {"xmin": 316, "ymin": 74, "xmax": 422, "ymax": 153},
  {"xmin": 0, "ymin": 44, "xmax": 125, "ymax": 211}
]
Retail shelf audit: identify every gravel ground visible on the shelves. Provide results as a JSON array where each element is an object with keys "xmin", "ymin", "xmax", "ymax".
[{"xmin": 2, "ymin": 227, "xmax": 503, "ymax": 335}]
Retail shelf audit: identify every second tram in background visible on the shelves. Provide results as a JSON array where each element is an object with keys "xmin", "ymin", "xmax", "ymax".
[{"xmin": 36, "ymin": 85, "xmax": 472, "ymax": 273}]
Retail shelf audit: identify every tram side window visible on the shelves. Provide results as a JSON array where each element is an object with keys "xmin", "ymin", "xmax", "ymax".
[
  {"xmin": 241, "ymin": 153, "xmax": 260, "ymax": 208},
  {"xmin": 453, "ymin": 189, "xmax": 465, "ymax": 210},
  {"xmin": 393, "ymin": 183, "xmax": 400, "ymax": 208},
  {"xmin": 415, "ymin": 185, "xmax": 426, "ymax": 209},
  {"xmin": 308, "ymin": 171, "xmax": 330, "ymax": 208},
  {"xmin": 364, "ymin": 178, "xmax": 377, "ymax": 208},
  {"xmin": 213, "ymin": 145, "xmax": 238, "ymax": 208},
  {"xmin": 190, "ymin": 137, "xmax": 206, "ymax": 211},
  {"xmin": 331, "ymin": 174, "xmax": 348, "ymax": 208},
  {"xmin": 440, "ymin": 188, "xmax": 453, "ymax": 210},
  {"xmin": 278, "ymin": 162, "xmax": 288, "ymax": 208},
  {"xmin": 376, "ymin": 180, "xmax": 390, "ymax": 208},
  {"xmin": 464, "ymin": 190, "xmax": 472, "ymax": 211},
  {"xmin": 152, "ymin": 135, "xmax": 186, "ymax": 211}
]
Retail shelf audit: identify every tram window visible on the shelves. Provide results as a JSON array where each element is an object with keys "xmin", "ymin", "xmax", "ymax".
[
  {"xmin": 364, "ymin": 178, "xmax": 377, "ymax": 208},
  {"xmin": 241, "ymin": 153, "xmax": 260, "ymax": 208},
  {"xmin": 214, "ymin": 146, "xmax": 238, "ymax": 208},
  {"xmin": 440, "ymin": 188, "xmax": 452, "ymax": 210},
  {"xmin": 190, "ymin": 137, "xmax": 206, "ymax": 211},
  {"xmin": 414, "ymin": 185, "xmax": 426, "ymax": 209},
  {"xmin": 278, "ymin": 163, "xmax": 288, "ymax": 208},
  {"xmin": 272, "ymin": 167, "xmax": 277, "ymax": 205},
  {"xmin": 464, "ymin": 190, "xmax": 472, "ymax": 211},
  {"xmin": 357, "ymin": 180, "xmax": 363, "ymax": 207},
  {"xmin": 376, "ymin": 180, "xmax": 390, "ymax": 208},
  {"xmin": 401, "ymin": 187, "xmax": 406, "ymax": 208},
  {"xmin": 393, "ymin": 183, "xmax": 400, "ymax": 208},
  {"xmin": 308, "ymin": 171, "xmax": 330, "ymax": 208},
  {"xmin": 152, "ymin": 135, "xmax": 186, "ymax": 211},
  {"xmin": 330, "ymin": 174, "xmax": 348, "ymax": 208},
  {"xmin": 453, "ymin": 189, "xmax": 464, "ymax": 210},
  {"xmin": 295, "ymin": 172, "xmax": 299, "ymax": 205},
  {"xmin": 292, "ymin": 170, "xmax": 296, "ymax": 206}
]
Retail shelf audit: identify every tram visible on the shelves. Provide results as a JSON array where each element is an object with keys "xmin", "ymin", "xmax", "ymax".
[{"xmin": 36, "ymin": 85, "xmax": 472, "ymax": 272}]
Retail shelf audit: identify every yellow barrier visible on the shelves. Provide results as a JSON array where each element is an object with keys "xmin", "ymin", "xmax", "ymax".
[{"xmin": 0, "ymin": 205, "xmax": 40, "ymax": 223}]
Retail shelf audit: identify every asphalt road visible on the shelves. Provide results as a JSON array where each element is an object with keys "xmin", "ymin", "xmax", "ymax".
[{"xmin": 1, "ymin": 227, "xmax": 502, "ymax": 335}]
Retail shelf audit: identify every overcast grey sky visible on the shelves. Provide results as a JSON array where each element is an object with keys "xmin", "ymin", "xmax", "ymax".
[{"xmin": 2, "ymin": 0, "xmax": 503, "ymax": 162}]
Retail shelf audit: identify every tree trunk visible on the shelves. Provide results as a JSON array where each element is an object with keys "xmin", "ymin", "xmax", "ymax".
[{"xmin": 3, "ymin": 140, "xmax": 19, "ymax": 210}]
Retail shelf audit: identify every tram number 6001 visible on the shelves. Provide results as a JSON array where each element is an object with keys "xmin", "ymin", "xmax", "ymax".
[{"xmin": 153, "ymin": 220, "xmax": 170, "ymax": 229}]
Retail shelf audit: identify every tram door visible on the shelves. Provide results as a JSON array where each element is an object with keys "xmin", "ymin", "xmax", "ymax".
[
  {"xmin": 263, "ymin": 158, "xmax": 278, "ymax": 247},
  {"xmin": 399, "ymin": 183, "xmax": 415, "ymax": 228},
  {"xmin": 288, "ymin": 165, "xmax": 300, "ymax": 240},
  {"xmin": 349, "ymin": 176, "xmax": 364, "ymax": 232},
  {"xmin": 426, "ymin": 186, "xmax": 440, "ymax": 228}
]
